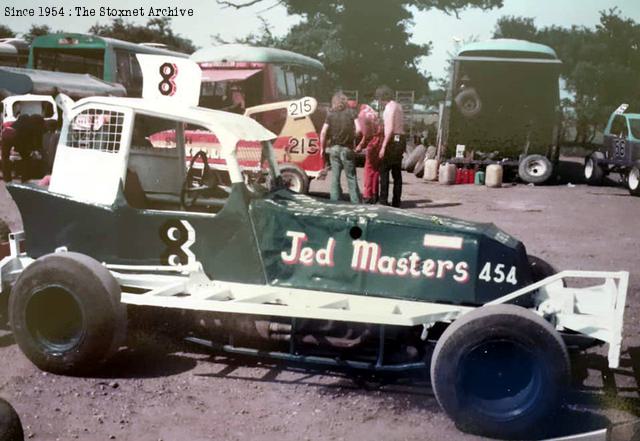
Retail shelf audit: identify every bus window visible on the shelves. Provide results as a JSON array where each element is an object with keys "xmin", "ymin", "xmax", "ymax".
[
  {"xmin": 273, "ymin": 65, "xmax": 288, "ymax": 99},
  {"xmin": 115, "ymin": 50, "xmax": 143, "ymax": 97},
  {"xmin": 297, "ymin": 71, "xmax": 310, "ymax": 95},
  {"xmin": 130, "ymin": 55, "xmax": 143, "ymax": 96},
  {"xmin": 116, "ymin": 50, "xmax": 132, "ymax": 90},
  {"xmin": 34, "ymin": 48, "xmax": 105, "ymax": 78},
  {"xmin": 285, "ymin": 69, "xmax": 297, "ymax": 97},
  {"xmin": 199, "ymin": 82, "xmax": 229, "ymax": 110}
]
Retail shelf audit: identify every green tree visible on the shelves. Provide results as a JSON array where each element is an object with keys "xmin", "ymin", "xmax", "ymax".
[
  {"xmin": 493, "ymin": 16, "xmax": 537, "ymax": 41},
  {"xmin": 217, "ymin": 0, "xmax": 504, "ymax": 99},
  {"xmin": 0, "ymin": 25, "xmax": 15, "ymax": 38},
  {"xmin": 493, "ymin": 8, "xmax": 640, "ymax": 145},
  {"xmin": 89, "ymin": 18, "xmax": 196, "ymax": 53},
  {"xmin": 24, "ymin": 24, "xmax": 53, "ymax": 43}
]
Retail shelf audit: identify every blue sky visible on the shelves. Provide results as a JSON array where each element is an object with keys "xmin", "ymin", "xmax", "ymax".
[{"xmin": 2, "ymin": 0, "xmax": 639, "ymax": 82}]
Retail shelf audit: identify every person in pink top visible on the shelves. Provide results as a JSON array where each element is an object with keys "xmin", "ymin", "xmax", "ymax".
[
  {"xmin": 355, "ymin": 104, "xmax": 382, "ymax": 204},
  {"xmin": 376, "ymin": 85, "xmax": 406, "ymax": 207}
]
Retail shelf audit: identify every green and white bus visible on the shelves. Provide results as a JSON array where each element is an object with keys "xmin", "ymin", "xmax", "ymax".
[{"xmin": 28, "ymin": 33, "xmax": 188, "ymax": 97}]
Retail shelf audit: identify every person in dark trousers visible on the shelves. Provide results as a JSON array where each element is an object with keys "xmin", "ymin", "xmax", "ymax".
[
  {"xmin": 1, "ymin": 114, "xmax": 45, "ymax": 182},
  {"xmin": 376, "ymin": 85, "xmax": 406, "ymax": 208},
  {"xmin": 320, "ymin": 91, "xmax": 361, "ymax": 203}
]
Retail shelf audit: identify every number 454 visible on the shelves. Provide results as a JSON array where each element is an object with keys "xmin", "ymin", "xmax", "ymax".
[{"xmin": 478, "ymin": 262, "xmax": 518, "ymax": 285}]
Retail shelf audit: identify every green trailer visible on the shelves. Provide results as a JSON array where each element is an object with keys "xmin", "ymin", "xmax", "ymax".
[{"xmin": 441, "ymin": 39, "xmax": 562, "ymax": 184}]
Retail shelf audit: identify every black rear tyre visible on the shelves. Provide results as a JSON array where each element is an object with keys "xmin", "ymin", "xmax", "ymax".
[
  {"xmin": 0, "ymin": 398, "xmax": 23, "ymax": 441},
  {"xmin": 628, "ymin": 166, "xmax": 640, "ymax": 197},
  {"xmin": 9, "ymin": 252, "xmax": 126, "ymax": 375},
  {"xmin": 527, "ymin": 255, "xmax": 557, "ymax": 282},
  {"xmin": 430, "ymin": 304, "xmax": 570, "ymax": 439},
  {"xmin": 584, "ymin": 153, "xmax": 604, "ymax": 186}
]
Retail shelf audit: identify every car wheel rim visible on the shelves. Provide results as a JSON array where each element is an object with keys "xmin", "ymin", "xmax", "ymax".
[
  {"xmin": 584, "ymin": 159, "xmax": 594, "ymax": 179},
  {"xmin": 458, "ymin": 339, "xmax": 543, "ymax": 420},
  {"xmin": 282, "ymin": 172, "xmax": 302, "ymax": 193},
  {"xmin": 630, "ymin": 169, "xmax": 640, "ymax": 191},
  {"xmin": 526, "ymin": 159, "xmax": 547, "ymax": 177},
  {"xmin": 463, "ymin": 99, "xmax": 477, "ymax": 112},
  {"xmin": 26, "ymin": 286, "xmax": 84, "ymax": 353}
]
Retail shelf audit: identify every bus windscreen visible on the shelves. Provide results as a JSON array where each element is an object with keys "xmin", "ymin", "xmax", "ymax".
[{"xmin": 34, "ymin": 48, "xmax": 105, "ymax": 78}]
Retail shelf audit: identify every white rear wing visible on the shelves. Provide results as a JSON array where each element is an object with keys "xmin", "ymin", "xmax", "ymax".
[{"xmin": 488, "ymin": 270, "xmax": 629, "ymax": 368}]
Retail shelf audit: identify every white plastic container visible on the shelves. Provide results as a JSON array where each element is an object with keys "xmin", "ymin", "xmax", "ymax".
[
  {"xmin": 438, "ymin": 163, "xmax": 457, "ymax": 185},
  {"xmin": 423, "ymin": 159, "xmax": 440, "ymax": 181},
  {"xmin": 485, "ymin": 164, "xmax": 503, "ymax": 188}
]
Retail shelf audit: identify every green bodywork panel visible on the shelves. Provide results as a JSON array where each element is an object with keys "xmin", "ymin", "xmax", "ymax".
[{"xmin": 8, "ymin": 183, "xmax": 533, "ymax": 306}]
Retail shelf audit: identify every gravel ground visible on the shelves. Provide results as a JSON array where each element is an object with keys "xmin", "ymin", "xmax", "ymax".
[{"xmin": 0, "ymin": 158, "xmax": 638, "ymax": 441}]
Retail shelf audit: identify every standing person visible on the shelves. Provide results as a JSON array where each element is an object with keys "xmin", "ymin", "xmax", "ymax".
[
  {"xmin": 320, "ymin": 91, "xmax": 361, "ymax": 203},
  {"xmin": 356, "ymin": 104, "xmax": 382, "ymax": 204},
  {"xmin": 377, "ymin": 85, "xmax": 406, "ymax": 208}
]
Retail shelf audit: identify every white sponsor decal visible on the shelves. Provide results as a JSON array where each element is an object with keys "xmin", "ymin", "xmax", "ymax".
[{"xmin": 423, "ymin": 234, "xmax": 463, "ymax": 250}]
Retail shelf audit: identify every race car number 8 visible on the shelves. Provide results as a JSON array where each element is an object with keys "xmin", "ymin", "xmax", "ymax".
[
  {"xmin": 158, "ymin": 62, "xmax": 178, "ymax": 96},
  {"xmin": 478, "ymin": 262, "xmax": 517, "ymax": 285},
  {"xmin": 160, "ymin": 220, "xmax": 195, "ymax": 266}
]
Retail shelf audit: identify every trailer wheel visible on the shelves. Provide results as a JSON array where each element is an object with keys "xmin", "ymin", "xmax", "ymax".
[
  {"xmin": 280, "ymin": 165, "xmax": 310, "ymax": 194},
  {"xmin": 430, "ymin": 304, "xmax": 569, "ymax": 439},
  {"xmin": 518, "ymin": 154, "xmax": 553, "ymax": 184},
  {"xmin": 628, "ymin": 167, "xmax": 640, "ymax": 197},
  {"xmin": 9, "ymin": 252, "xmax": 126, "ymax": 375},
  {"xmin": 454, "ymin": 88, "xmax": 482, "ymax": 119},
  {"xmin": 0, "ymin": 398, "xmax": 23, "ymax": 441},
  {"xmin": 584, "ymin": 153, "xmax": 604, "ymax": 186}
]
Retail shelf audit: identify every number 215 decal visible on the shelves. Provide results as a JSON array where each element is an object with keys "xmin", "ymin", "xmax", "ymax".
[{"xmin": 478, "ymin": 262, "xmax": 518, "ymax": 285}]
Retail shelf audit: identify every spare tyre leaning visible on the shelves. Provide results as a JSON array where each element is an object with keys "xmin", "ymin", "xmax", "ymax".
[
  {"xmin": 402, "ymin": 144, "xmax": 426, "ymax": 172},
  {"xmin": 9, "ymin": 252, "xmax": 126, "ymax": 375}
]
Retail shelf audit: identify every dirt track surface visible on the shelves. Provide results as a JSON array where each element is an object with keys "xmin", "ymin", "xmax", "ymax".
[{"xmin": 0, "ymin": 158, "xmax": 638, "ymax": 441}]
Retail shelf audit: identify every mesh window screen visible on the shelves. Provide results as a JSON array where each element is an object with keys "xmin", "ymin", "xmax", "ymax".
[{"xmin": 67, "ymin": 109, "xmax": 125, "ymax": 153}]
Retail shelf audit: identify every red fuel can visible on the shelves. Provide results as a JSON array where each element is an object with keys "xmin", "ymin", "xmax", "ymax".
[{"xmin": 467, "ymin": 169, "xmax": 476, "ymax": 184}]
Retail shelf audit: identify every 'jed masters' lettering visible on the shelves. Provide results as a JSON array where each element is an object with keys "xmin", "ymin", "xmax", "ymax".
[{"xmin": 280, "ymin": 230, "xmax": 470, "ymax": 284}]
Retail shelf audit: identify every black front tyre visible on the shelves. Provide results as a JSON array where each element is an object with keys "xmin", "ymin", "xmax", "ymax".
[
  {"xmin": 9, "ymin": 252, "xmax": 126, "ymax": 375},
  {"xmin": 430, "ymin": 304, "xmax": 570, "ymax": 439},
  {"xmin": 0, "ymin": 398, "xmax": 23, "ymax": 441},
  {"xmin": 628, "ymin": 166, "xmax": 640, "ymax": 197},
  {"xmin": 518, "ymin": 154, "xmax": 554, "ymax": 184}
]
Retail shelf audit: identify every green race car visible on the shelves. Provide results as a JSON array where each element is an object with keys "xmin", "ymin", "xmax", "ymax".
[{"xmin": 0, "ymin": 93, "xmax": 628, "ymax": 439}]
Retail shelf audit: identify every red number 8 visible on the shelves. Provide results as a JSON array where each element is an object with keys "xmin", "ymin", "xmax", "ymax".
[{"xmin": 158, "ymin": 63, "xmax": 178, "ymax": 96}]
